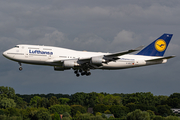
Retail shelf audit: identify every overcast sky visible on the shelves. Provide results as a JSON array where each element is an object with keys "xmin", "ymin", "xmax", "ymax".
[{"xmin": 0, "ymin": 0, "xmax": 180, "ymax": 96}]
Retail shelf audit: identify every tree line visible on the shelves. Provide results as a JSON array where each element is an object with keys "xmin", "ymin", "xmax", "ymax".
[{"xmin": 0, "ymin": 86, "xmax": 180, "ymax": 120}]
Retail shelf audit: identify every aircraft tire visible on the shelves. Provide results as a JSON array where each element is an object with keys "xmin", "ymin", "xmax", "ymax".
[
  {"xmin": 19, "ymin": 67, "xmax": 23, "ymax": 71},
  {"xmin": 74, "ymin": 70, "xmax": 78, "ymax": 74},
  {"xmin": 81, "ymin": 72, "xmax": 85, "ymax": 76},
  {"xmin": 86, "ymin": 72, "xmax": 91, "ymax": 76},
  {"xmin": 76, "ymin": 74, "xmax": 80, "ymax": 77}
]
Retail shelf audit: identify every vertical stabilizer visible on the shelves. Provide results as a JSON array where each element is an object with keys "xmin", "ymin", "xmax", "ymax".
[{"xmin": 137, "ymin": 33, "xmax": 173, "ymax": 56}]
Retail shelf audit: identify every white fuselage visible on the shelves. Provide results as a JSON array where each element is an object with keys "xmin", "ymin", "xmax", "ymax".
[{"xmin": 3, "ymin": 44, "xmax": 166, "ymax": 70}]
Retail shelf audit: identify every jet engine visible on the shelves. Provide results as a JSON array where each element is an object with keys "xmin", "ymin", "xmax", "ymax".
[
  {"xmin": 54, "ymin": 66, "xmax": 69, "ymax": 71},
  {"xmin": 54, "ymin": 60, "xmax": 79, "ymax": 71},
  {"xmin": 63, "ymin": 60, "xmax": 75, "ymax": 68},
  {"xmin": 91, "ymin": 57, "xmax": 106, "ymax": 66}
]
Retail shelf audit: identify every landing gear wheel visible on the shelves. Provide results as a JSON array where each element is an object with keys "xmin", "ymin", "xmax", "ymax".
[
  {"xmin": 86, "ymin": 72, "xmax": 91, "ymax": 76},
  {"xmin": 79, "ymin": 69, "xmax": 82, "ymax": 73},
  {"xmin": 76, "ymin": 73, "xmax": 80, "ymax": 77},
  {"xmin": 74, "ymin": 70, "xmax": 78, "ymax": 74},
  {"xmin": 81, "ymin": 72, "xmax": 86, "ymax": 76},
  {"xmin": 19, "ymin": 67, "xmax": 23, "ymax": 71}
]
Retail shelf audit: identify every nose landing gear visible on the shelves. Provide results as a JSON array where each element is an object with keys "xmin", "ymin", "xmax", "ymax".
[{"xmin": 18, "ymin": 62, "xmax": 23, "ymax": 71}]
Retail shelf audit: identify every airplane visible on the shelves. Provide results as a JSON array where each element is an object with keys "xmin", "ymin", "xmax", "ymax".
[{"xmin": 3, "ymin": 33, "xmax": 175, "ymax": 77}]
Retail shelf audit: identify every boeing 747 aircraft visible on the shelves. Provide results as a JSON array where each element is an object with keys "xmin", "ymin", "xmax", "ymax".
[{"xmin": 3, "ymin": 33, "xmax": 175, "ymax": 77}]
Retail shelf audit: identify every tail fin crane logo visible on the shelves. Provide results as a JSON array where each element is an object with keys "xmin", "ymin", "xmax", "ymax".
[{"xmin": 155, "ymin": 39, "xmax": 167, "ymax": 52}]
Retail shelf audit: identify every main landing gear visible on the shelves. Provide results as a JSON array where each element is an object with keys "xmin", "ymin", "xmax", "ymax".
[
  {"xmin": 74, "ymin": 69, "xmax": 91, "ymax": 77},
  {"xmin": 18, "ymin": 62, "xmax": 23, "ymax": 71}
]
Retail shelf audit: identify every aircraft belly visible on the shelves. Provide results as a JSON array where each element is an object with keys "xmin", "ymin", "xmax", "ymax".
[
  {"xmin": 101, "ymin": 61, "xmax": 135, "ymax": 69},
  {"xmin": 12, "ymin": 55, "xmax": 53, "ymax": 66}
]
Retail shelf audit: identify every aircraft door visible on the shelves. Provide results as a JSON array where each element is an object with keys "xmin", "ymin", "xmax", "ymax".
[{"xmin": 23, "ymin": 46, "xmax": 29, "ymax": 58}]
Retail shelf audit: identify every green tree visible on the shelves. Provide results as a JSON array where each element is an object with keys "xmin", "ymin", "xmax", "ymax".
[
  {"xmin": 126, "ymin": 103, "xmax": 157, "ymax": 113},
  {"xmin": 58, "ymin": 98, "xmax": 70, "ymax": 105},
  {"xmin": 29, "ymin": 96, "xmax": 42, "ymax": 108},
  {"xmin": 169, "ymin": 93, "xmax": 180, "ymax": 99},
  {"xmin": 156, "ymin": 105, "xmax": 172, "ymax": 117},
  {"xmin": 41, "ymin": 97, "xmax": 49, "ymax": 108},
  {"xmin": 103, "ymin": 95, "xmax": 113, "ymax": 105},
  {"xmin": 71, "ymin": 105, "xmax": 86, "ymax": 117},
  {"xmin": 97, "ymin": 94, "xmax": 104, "ymax": 104},
  {"xmin": 7, "ymin": 107, "xmax": 21, "ymax": 117},
  {"xmin": 0, "ymin": 109, "xmax": 4, "ymax": 115},
  {"xmin": 126, "ymin": 109, "xmax": 150, "ymax": 120},
  {"xmin": 166, "ymin": 93, "xmax": 180, "ymax": 108},
  {"xmin": 69, "ymin": 92, "xmax": 88, "ymax": 106},
  {"xmin": 154, "ymin": 95, "xmax": 168, "ymax": 106},
  {"xmin": 63, "ymin": 112, "xmax": 70, "ymax": 117},
  {"xmin": 85, "ymin": 92, "xmax": 99, "ymax": 107},
  {"xmin": 0, "ymin": 97, "xmax": 16, "ymax": 109},
  {"xmin": 21, "ymin": 107, "xmax": 37, "ymax": 120},
  {"xmin": 153, "ymin": 115, "xmax": 164, "ymax": 120},
  {"xmin": 0, "ymin": 115, "xmax": 7, "ymax": 120},
  {"xmin": 165, "ymin": 116, "xmax": 180, "ymax": 120},
  {"xmin": 146, "ymin": 110, "xmax": 155, "ymax": 120},
  {"xmin": 123, "ymin": 92, "xmax": 156, "ymax": 106},
  {"xmin": 14, "ymin": 96, "xmax": 27, "ymax": 109},
  {"xmin": 94, "ymin": 115, "xmax": 105, "ymax": 120},
  {"xmin": 34, "ymin": 108, "xmax": 51, "ymax": 120},
  {"xmin": 93, "ymin": 104, "xmax": 110, "ymax": 113},
  {"xmin": 110, "ymin": 105, "xmax": 129, "ymax": 118},
  {"xmin": 62, "ymin": 117, "xmax": 71, "ymax": 120},
  {"xmin": 69, "ymin": 92, "xmax": 99, "ymax": 107},
  {"xmin": 77, "ymin": 113, "xmax": 105, "ymax": 120},
  {"xmin": 104, "ymin": 110, "xmax": 111, "ymax": 114},
  {"xmin": 0, "ymin": 86, "xmax": 16, "ymax": 99},
  {"xmin": 49, "ymin": 96, "xmax": 59, "ymax": 106},
  {"xmin": 96, "ymin": 112, "xmax": 102, "ymax": 116},
  {"xmin": 103, "ymin": 94, "xmax": 121, "ymax": 105},
  {"xmin": 126, "ymin": 103, "xmax": 137, "ymax": 112},
  {"xmin": 74, "ymin": 111, "xmax": 82, "ymax": 118},
  {"xmin": 77, "ymin": 113, "xmax": 91, "ymax": 120},
  {"xmin": 166, "ymin": 98, "xmax": 180, "ymax": 108},
  {"xmin": 49, "ymin": 104, "xmax": 71, "ymax": 114},
  {"xmin": 54, "ymin": 112, "xmax": 60, "ymax": 120}
]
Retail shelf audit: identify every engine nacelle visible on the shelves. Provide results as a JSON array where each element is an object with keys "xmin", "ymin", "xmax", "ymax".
[
  {"xmin": 63, "ymin": 60, "xmax": 75, "ymax": 68},
  {"xmin": 91, "ymin": 57, "xmax": 105, "ymax": 66},
  {"xmin": 54, "ymin": 60, "xmax": 79, "ymax": 71},
  {"xmin": 54, "ymin": 66, "xmax": 69, "ymax": 71}
]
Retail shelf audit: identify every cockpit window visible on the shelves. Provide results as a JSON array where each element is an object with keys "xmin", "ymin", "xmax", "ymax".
[{"xmin": 14, "ymin": 46, "xmax": 19, "ymax": 48}]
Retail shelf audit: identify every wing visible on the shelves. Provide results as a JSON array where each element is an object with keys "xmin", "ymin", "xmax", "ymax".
[
  {"xmin": 48, "ymin": 46, "xmax": 144, "ymax": 69},
  {"xmin": 78, "ymin": 45, "xmax": 144, "ymax": 61},
  {"xmin": 77, "ymin": 46, "xmax": 144, "ymax": 65},
  {"xmin": 104, "ymin": 45, "xmax": 144, "ymax": 58}
]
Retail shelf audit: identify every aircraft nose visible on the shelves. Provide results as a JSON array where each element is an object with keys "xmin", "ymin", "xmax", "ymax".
[
  {"xmin": 2, "ymin": 51, "xmax": 8, "ymax": 57},
  {"xmin": 2, "ymin": 51, "xmax": 6, "ymax": 56}
]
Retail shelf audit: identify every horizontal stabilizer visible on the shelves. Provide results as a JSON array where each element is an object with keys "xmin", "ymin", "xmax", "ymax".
[{"xmin": 145, "ymin": 55, "xmax": 175, "ymax": 62}]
